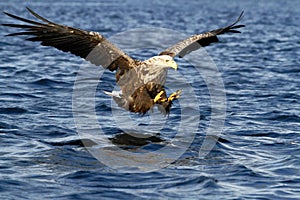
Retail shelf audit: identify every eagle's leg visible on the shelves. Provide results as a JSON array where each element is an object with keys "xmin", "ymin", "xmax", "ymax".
[
  {"xmin": 167, "ymin": 90, "xmax": 182, "ymax": 102},
  {"xmin": 153, "ymin": 90, "xmax": 182, "ymax": 115},
  {"xmin": 154, "ymin": 91, "xmax": 167, "ymax": 103},
  {"xmin": 154, "ymin": 90, "xmax": 182, "ymax": 104}
]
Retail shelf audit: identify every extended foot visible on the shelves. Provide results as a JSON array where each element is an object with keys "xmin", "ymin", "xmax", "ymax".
[
  {"xmin": 167, "ymin": 90, "xmax": 182, "ymax": 102},
  {"xmin": 154, "ymin": 91, "xmax": 167, "ymax": 103}
]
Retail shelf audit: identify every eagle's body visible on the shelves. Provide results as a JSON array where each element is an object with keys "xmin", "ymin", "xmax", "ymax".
[
  {"xmin": 109, "ymin": 55, "xmax": 175, "ymax": 114},
  {"xmin": 2, "ymin": 8, "xmax": 245, "ymax": 114}
]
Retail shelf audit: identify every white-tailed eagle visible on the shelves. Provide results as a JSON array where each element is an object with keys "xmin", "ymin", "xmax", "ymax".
[{"xmin": 2, "ymin": 8, "xmax": 245, "ymax": 114}]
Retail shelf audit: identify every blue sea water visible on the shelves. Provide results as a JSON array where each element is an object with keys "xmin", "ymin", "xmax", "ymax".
[{"xmin": 0, "ymin": 0, "xmax": 300, "ymax": 199}]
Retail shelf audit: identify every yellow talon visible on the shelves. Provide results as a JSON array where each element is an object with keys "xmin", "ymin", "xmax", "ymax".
[
  {"xmin": 168, "ymin": 90, "xmax": 182, "ymax": 102},
  {"xmin": 154, "ymin": 91, "xmax": 166, "ymax": 103}
]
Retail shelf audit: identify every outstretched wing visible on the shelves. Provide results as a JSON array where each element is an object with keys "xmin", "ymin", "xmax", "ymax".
[
  {"xmin": 159, "ymin": 11, "xmax": 245, "ymax": 58},
  {"xmin": 2, "ymin": 7, "xmax": 135, "ymax": 71}
]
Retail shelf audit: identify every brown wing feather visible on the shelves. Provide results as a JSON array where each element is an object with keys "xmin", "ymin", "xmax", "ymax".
[
  {"xmin": 2, "ymin": 7, "xmax": 134, "ymax": 71},
  {"xmin": 159, "ymin": 11, "xmax": 245, "ymax": 58}
]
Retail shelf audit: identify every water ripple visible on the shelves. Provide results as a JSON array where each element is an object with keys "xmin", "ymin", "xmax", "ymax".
[{"xmin": 0, "ymin": 0, "xmax": 299, "ymax": 199}]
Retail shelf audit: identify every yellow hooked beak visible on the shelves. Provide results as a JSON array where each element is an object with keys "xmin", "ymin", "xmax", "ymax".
[{"xmin": 168, "ymin": 60, "xmax": 178, "ymax": 70}]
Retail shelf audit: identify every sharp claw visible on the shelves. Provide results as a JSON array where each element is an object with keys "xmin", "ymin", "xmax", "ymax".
[
  {"xmin": 154, "ymin": 91, "xmax": 166, "ymax": 103},
  {"xmin": 168, "ymin": 90, "xmax": 182, "ymax": 102},
  {"xmin": 154, "ymin": 90, "xmax": 182, "ymax": 103}
]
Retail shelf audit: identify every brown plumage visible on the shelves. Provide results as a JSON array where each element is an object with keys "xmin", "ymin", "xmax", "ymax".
[{"xmin": 2, "ymin": 7, "xmax": 245, "ymax": 114}]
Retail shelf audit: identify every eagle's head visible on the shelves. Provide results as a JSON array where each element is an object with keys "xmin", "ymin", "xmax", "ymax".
[{"xmin": 145, "ymin": 55, "xmax": 178, "ymax": 70}]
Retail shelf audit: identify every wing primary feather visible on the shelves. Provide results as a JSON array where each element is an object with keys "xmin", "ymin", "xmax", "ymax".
[
  {"xmin": 5, "ymin": 31, "xmax": 38, "ymax": 36},
  {"xmin": 2, "ymin": 23, "xmax": 38, "ymax": 29},
  {"xmin": 229, "ymin": 11, "xmax": 244, "ymax": 27},
  {"xmin": 26, "ymin": 7, "xmax": 53, "ymax": 24},
  {"xmin": 3, "ymin": 11, "xmax": 46, "ymax": 26},
  {"xmin": 211, "ymin": 11, "xmax": 245, "ymax": 35}
]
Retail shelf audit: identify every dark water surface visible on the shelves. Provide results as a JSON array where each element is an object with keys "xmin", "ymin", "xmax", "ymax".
[{"xmin": 1, "ymin": 0, "xmax": 299, "ymax": 199}]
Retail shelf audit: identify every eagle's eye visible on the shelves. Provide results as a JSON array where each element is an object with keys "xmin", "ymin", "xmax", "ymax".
[{"xmin": 166, "ymin": 60, "xmax": 170, "ymax": 62}]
